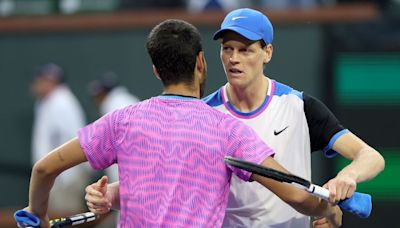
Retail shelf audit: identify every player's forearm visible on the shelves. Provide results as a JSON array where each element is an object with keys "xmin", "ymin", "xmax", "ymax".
[
  {"xmin": 253, "ymin": 157, "xmax": 337, "ymax": 217},
  {"xmin": 252, "ymin": 173, "xmax": 334, "ymax": 217},
  {"xmin": 28, "ymin": 138, "xmax": 87, "ymax": 216},
  {"xmin": 108, "ymin": 181, "xmax": 120, "ymax": 210},
  {"xmin": 340, "ymin": 147, "xmax": 385, "ymax": 183},
  {"xmin": 282, "ymin": 187, "xmax": 335, "ymax": 217},
  {"xmin": 29, "ymin": 161, "xmax": 58, "ymax": 217},
  {"xmin": 292, "ymin": 193, "xmax": 336, "ymax": 217}
]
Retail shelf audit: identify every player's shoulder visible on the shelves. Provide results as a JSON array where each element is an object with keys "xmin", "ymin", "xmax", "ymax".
[
  {"xmin": 107, "ymin": 97, "xmax": 148, "ymax": 117},
  {"xmin": 202, "ymin": 88, "xmax": 223, "ymax": 107},
  {"xmin": 210, "ymin": 108, "xmax": 251, "ymax": 131},
  {"xmin": 273, "ymin": 80, "xmax": 303, "ymax": 100}
]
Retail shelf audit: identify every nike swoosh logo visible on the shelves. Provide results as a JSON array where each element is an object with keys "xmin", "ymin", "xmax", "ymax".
[
  {"xmin": 274, "ymin": 126, "xmax": 289, "ymax": 136},
  {"xmin": 232, "ymin": 16, "xmax": 247, "ymax": 21}
]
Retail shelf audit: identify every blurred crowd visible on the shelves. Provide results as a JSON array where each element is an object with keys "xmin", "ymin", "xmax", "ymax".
[
  {"xmin": 0, "ymin": 0, "xmax": 394, "ymax": 17},
  {"xmin": 29, "ymin": 63, "xmax": 139, "ymax": 226}
]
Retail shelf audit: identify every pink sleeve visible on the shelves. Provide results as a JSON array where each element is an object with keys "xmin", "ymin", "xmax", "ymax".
[
  {"xmin": 225, "ymin": 118, "xmax": 275, "ymax": 181},
  {"xmin": 77, "ymin": 110, "xmax": 122, "ymax": 170}
]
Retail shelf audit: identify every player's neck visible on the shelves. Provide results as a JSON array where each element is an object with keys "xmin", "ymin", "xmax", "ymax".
[
  {"xmin": 227, "ymin": 76, "xmax": 269, "ymax": 112},
  {"xmin": 163, "ymin": 83, "xmax": 200, "ymax": 99}
]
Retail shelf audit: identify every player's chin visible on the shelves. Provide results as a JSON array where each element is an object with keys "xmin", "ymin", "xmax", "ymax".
[
  {"xmin": 227, "ymin": 74, "xmax": 244, "ymax": 84},
  {"xmin": 227, "ymin": 77, "xmax": 248, "ymax": 90}
]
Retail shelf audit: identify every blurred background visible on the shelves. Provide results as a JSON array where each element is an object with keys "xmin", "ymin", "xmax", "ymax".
[{"xmin": 0, "ymin": 0, "xmax": 399, "ymax": 227}]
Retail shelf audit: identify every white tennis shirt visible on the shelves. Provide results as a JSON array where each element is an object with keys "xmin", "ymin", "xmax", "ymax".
[{"xmin": 204, "ymin": 78, "xmax": 347, "ymax": 228}]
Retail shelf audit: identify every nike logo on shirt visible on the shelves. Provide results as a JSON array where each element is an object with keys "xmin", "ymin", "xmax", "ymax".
[{"xmin": 274, "ymin": 126, "xmax": 289, "ymax": 136}]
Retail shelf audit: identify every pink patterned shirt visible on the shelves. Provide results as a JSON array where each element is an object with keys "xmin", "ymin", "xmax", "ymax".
[{"xmin": 78, "ymin": 95, "xmax": 274, "ymax": 227}]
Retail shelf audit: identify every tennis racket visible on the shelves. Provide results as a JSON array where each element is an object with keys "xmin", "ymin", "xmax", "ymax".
[
  {"xmin": 14, "ymin": 209, "xmax": 99, "ymax": 228},
  {"xmin": 224, "ymin": 156, "xmax": 372, "ymax": 218}
]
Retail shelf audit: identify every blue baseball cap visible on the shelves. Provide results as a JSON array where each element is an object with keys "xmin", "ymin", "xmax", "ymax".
[{"xmin": 213, "ymin": 8, "xmax": 274, "ymax": 44}]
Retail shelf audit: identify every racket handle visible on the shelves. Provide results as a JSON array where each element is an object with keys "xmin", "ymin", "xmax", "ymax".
[
  {"xmin": 338, "ymin": 192, "xmax": 372, "ymax": 218},
  {"xmin": 51, "ymin": 212, "xmax": 97, "ymax": 227},
  {"xmin": 14, "ymin": 209, "xmax": 99, "ymax": 228},
  {"xmin": 308, "ymin": 184, "xmax": 330, "ymax": 200},
  {"xmin": 308, "ymin": 185, "xmax": 372, "ymax": 218}
]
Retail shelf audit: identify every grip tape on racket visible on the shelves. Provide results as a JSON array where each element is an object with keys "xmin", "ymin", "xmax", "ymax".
[
  {"xmin": 14, "ymin": 209, "xmax": 98, "ymax": 228},
  {"xmin": 338, "ymin": 192, "xmax": 372, "ymax": 218},
  {"xmin": 309, "ymin": 185, "xmax": 372, "ymax": 218}
]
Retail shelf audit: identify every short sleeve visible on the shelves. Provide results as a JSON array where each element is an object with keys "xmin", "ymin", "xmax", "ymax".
[
  {"xmin": 303, "ymin": 93, "xmax": 346, "ymax": 157},
  {"xmin": 225, "ymin": 118, "xmax": 275, "ymax": 181},
  {"xmin": 78, "ymin": 110, "xmax": 122, "ymax": 170}
]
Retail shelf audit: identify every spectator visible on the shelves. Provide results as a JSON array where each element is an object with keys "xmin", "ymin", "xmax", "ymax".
[
  {"xmin": 120, "ymin": 0, "xmax": 185, "ymax": 9},
  {"xmin": 259, "ymin": 0, "xmax": 319, "ymax": 10},
  {"xmin": 88, "ymin": 72, "xmax": 140, "ymax": 117},
  {"xmin": 187, "ymin": 0, "xmax": 244, "ymax": 12},
  {"xmin": 31, "ymin": 63, "xmax": 91, "ymax": 215}
]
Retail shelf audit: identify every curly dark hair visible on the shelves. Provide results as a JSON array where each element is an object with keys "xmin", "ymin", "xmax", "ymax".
[{"xmin": 146, "ymin": 19, "xmax": 202, "ymax": 86}]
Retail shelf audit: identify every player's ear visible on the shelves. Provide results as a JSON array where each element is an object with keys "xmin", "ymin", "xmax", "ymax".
[
  {"xmin": 263, "ymin": 44, "xmax": 273, "ymax": 64},
  {"xmin": 196, "ymin": 51, "xmax": 206, "ymax": 74},
  {"xmin": 152, "ymin": 65, "xmax": 161, "ymax": 81}
]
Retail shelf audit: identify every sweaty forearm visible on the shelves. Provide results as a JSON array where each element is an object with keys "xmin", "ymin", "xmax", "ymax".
[
  {"xmin": 292, "ymin": 192, "xmax": 334, "ymax": 217},
  {"xmin": 252, "ymin": 173, "xmax": 334, "ymax": 217},
  {"xmin": 340, "ymin": 147, "xmax": 385, "ymax": 183},
  {"xmin": 252, "ymin": 157, "xmax": 337, "ymax": 217},
  {"xmin": 29, "ymin": 162, "xmax": 58, "ymax": 217},
  {"xmin": 333, "ymin": 132, "xmax": 385, "ymax": 183}
]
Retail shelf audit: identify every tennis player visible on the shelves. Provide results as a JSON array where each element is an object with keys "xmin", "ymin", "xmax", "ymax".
[
  {"xmin": 24, "ymin": 19, "xmax": 341, "ymax": 228},
  {"xmin": 204, "ymin": 8, "xmax": 384, "ymax": 228}
]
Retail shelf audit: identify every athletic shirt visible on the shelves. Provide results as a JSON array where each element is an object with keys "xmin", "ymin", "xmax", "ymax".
[
  {"xmin": 78, "ymin": 95, "xmax": 274, "ymax": 227},
  {"xmin": 203, "ymin": 79, "xmax": 347, "ymax": 228}
]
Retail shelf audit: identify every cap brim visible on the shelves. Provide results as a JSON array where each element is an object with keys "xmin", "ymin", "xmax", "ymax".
[{"xmin": 213, "ymin": 26, "xmax": 262, "ymax": 41}]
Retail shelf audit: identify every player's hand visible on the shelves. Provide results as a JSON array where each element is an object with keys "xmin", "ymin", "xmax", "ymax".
[
  {"xmin": 324, "ymin": 173, "xmax": 357, "ymax": 203},
  {"xmin": 20, "ymin": 206, "xmax": 50, "ymax": 228},
  {"xmin": 314, "ymin": 205, "xmax": 343, "ymax": 228},
  {"xmin": 85, "ymin": 176, "xmax": 112, "ymax": 214}
]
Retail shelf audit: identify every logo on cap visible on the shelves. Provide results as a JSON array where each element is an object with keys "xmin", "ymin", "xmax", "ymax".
[{"xmin": 232, "ymin": 16, "xmax": 247, "ymax": 21}]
